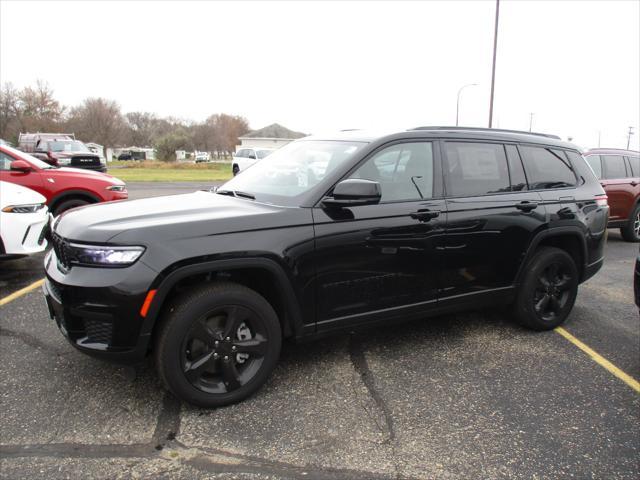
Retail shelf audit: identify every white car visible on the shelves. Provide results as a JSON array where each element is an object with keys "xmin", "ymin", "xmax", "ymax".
[
  {"xmin": 232, "ymin": 148, "xmax": 275, "ymax": 175},
  {"xmin": 194, "ymin": 151, "xmax": 211, "ymax": 163},
  {"xmin": 0, "ymin": 181, "xmax": 49, "ymax": 258}
]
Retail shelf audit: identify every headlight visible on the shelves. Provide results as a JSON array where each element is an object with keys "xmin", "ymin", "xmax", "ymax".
[
  {"xmin": 106, "ymin": 185, "xmax": 126, "ymax": 192},
  {"xmin": 2, "ymin": 203, "xmax": 46, "ymax": 213},
  {"xmin": 68, "ymin": 243, "xmax": 145, "ymax": 267}
]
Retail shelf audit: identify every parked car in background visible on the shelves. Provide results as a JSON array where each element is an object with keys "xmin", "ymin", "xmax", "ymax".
[
  {"xmin": 0, "ymin": 145, "xmax": 127, "ymax": 216},
  {"xmin": 583, "ymin": 148, "xmax": 640, "ymax": 242},
  {"xmin": 44, "ymin": 127, "xmax": 608, "ymax": 407},
  {"xmin": 195, "ymin": 151, "xmax": 211, "ymax": 163},
  {"xmin": 18, "ymin": 133, "xmax": 107, "ymax": 173},
  {"xmin": 0, "ymin": 180, "xmax": 48, "ymax": 258},
  {"xmin": 232, "ymin": 147, "xmax": 275, "ymax": 175}
]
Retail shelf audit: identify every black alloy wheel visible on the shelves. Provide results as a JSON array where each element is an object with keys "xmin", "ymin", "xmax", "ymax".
[
  {"xmin": 620, "ymin": 204, "xmax": 640, "ymax": 242},
  {"xmin": 155, "ymin": 282, "xmax": 281, "ymax": 408},
  {"xmin": 514, "ymin": 246, "xmax": 578, "ymax": 330}
]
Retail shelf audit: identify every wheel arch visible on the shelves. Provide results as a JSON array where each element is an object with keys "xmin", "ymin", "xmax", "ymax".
[
  {"xmin": 49, "ymin": 189, "xmax": 101, "ymax": 212},
  {"xmin": 141, "ymin": 257, "xmax": 305, "ymax": 344},
  {"xmin": 515, "ymin": 227, "xmax": 588, "ymax": 285}
]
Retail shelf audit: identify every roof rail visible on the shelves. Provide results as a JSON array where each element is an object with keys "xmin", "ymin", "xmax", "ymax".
[{"xmin": 409, "ymin": 126, "xmax": 562, "ymax": 140}]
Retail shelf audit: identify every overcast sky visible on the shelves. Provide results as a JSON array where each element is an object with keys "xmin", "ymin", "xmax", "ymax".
[{"xmin": 1, "ymin": 0, "xmax": 638, "ymax": 150}]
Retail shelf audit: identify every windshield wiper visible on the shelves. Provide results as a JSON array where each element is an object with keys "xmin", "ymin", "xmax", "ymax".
[{"xmin": 216, "ymin": 189, "xmax": 255, "ymax": 200}]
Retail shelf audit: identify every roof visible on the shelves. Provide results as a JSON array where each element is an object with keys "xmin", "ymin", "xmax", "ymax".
[
  {"xmin": 302, "ymin": 126, "xmax": 578, "ymax": 149},
  {"xmin": 583, "ymin": 147, "xmax": 639, "ymax": 156},
  {"xmin": 240, "ymin": 123, "xmax": 306, "ymax": 140}
]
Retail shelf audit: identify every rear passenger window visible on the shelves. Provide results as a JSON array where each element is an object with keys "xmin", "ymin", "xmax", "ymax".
[
  {"xmin": 505, "ymin": 144, "xmax": 528, "ymax": 191},
  {"xmin": 444, "ymin": 142, "xmax": 510, "ymax": 196},
  {"xmin": 585, "ymin": 155, "xmax": 602, "ymax": 179},
  {"xmin": 602, "ymin": 155, "xmax": 627, "ymax": 179},
  {"xmin": 626, "ymin": 156, "xmax": 639, "ymax": 177},
  {"xmin": 519, "ymin": 146, "xmax": 576, "ymax": 189}
]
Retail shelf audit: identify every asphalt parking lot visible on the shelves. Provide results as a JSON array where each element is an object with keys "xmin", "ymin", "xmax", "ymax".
[{"xmin": 1, "ymin": 183, "xmax": 638, "ymax": 479}]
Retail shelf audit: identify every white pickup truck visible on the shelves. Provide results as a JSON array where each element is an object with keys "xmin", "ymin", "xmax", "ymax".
[{"xmin": 232, "ymin": 148, "xmax": 275, "ymax": 175}]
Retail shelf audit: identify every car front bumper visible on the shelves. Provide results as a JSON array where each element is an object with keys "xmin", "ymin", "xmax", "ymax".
[{"xmin": 43, "ymin": 249, "xmax": 159, "ymax": 364}]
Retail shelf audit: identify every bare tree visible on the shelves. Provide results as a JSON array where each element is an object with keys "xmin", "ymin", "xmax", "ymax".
[
  {"xmin": 66, "ymin": 98, "xmax": 125, "ymax": 149},
  {"xmin": 125, "ymin": 111, "xmax": 159, "ymax": 147},
  {"xmin": 0, "ymin": 82, "xmax": 20, "ymax": 140}
]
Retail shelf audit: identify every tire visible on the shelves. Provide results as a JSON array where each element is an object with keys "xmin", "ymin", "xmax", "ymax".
[
  {"xmin": 154, "ymin": 282, "xmax": 282, "ymax": 408},
  {"xmin": 514, "ymin": 247, "xmax": 579, "ymax": 331},
  {"xmin": 620, "ymin": 204, "xmax": 640, "ymax": 242},
  {"xmin": 53, "ymin": 198, "xmax": 91, "ymax": 216},
  {"xmin": 232, "ymin": 164, "xmax": 240, "ymax": 176}
]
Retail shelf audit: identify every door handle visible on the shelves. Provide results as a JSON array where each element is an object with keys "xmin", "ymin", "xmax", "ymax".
[
  {"xmin": 410, "ymin": 209, "xmax": 440, "ymax": 222},
  {"xmin": 515, "ymin": 201, "xmax": 539, "ymax": 212}
]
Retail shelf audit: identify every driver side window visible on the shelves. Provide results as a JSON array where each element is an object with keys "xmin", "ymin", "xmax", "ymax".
[
  {"xmin": 0, "ymin": 151, "xmax": 14, "ymax": 171},
  {"xmin": 349, "ymin": 142, "xmax": 434, "ymax": 202}
]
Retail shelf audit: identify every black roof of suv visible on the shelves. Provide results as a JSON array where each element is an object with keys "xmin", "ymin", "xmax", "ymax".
[{"xmin": 44, "ymin": 126, "xmax": 609, "ymax": 407}]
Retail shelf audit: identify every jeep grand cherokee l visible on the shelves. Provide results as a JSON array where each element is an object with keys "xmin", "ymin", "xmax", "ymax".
[{"xmin": 43, "ymin": 127, "xmax": 609, "ymax": 407}]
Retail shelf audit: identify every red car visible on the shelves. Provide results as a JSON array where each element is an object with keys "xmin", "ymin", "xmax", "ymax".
[
  {"xmin": 0, "ymin": 145, "xmax": 127, "ymax": 216},
  {"xmin": 584, "ymin": 148, "xmax": 640, "ymax": 242}
]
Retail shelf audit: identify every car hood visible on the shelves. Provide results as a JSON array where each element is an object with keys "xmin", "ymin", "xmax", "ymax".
[
  {"xmin": 0, "ymin": 180, "xmax": 47, "ymax": 208},
  {"xmin": 55, "ymin": 190, "xmax": 302, "ymax": 244},
  {"xmin": 44, "ymin": 167, "xmax": 124, "ymax": 185},
  {"xmin": 52, "ymin": 152, "xmax": 99, "ymax": 158}
]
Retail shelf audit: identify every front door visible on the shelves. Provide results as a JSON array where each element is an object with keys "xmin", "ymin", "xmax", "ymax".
[{"xmin": 312, "ymin": 140, "xmax": 446, "ymax": 332}]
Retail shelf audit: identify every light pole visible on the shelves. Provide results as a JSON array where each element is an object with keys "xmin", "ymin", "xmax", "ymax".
[
  {"xmin": 488, "ymin": 0, "xmax": 500, "ymax": 128},
  {"xmin": 456, "ymin": 83, "xmax": 478, "ymax": 126},
  {"xmin": 529, "ymin": 112, "xmax": 535, "ymax": 132},
  {"xmin": 627, "ymin": 126, "xmax": 634, "ymax": 149}
]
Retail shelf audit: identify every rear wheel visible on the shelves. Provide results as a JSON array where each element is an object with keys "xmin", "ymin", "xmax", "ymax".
[
  {"xmin": 53, "ymin": 198, "xmax": 91, "ymax": 216},
  {"xmin": 514, "ymin": 247, "xmax": 579, "ymax": 330},
  {"xmin": 232, "ymin": 164, "xmax": 240, "ymax": 176},
  {"xmin": 620, "ymin": 204, "xmax": 640, "ymax": 242},
  {"xmin": 155, "ymin": 282, "xmax": 281, "ymax": 408}
]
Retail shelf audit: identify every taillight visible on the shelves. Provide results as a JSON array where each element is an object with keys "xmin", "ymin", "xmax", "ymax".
[{"xmin": 594, "ymin": 194, "xmax": 608, "ymax": 207}]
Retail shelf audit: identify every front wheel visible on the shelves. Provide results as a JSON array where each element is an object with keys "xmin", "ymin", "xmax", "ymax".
[
  {"xmin": 514, "ymin": 247, "xmax": 579, "ymax": 330},
  {"xmin": 52, "ymin": 198, "xmax": 91, "ymax": 216},
  {"xmin": 155, "ymin": 282, "xmax": 282, "ymax": 408},
  {"xmin": 620, "ymin": 204, "xmax": 640, "ymax": 242},
  {"xmin": 232, "ymin": 164, "xmax": 240, "ymax": 176}
]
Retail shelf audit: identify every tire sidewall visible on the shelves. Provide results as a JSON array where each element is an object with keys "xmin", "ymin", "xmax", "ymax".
[
  {"xmin": 157, "ymin": 285, "xmax": 281, "ymax": 408},
  {"xmin": 621, "ymin": 204, "xmax": 640, "ymax": 242},
  {"xmin": 516, "ymin": 248, "xmax": 579, "ymax": 330},
  {"xmin": 53, "ymin": 199, "xmax": 90, "ymax": 216}
]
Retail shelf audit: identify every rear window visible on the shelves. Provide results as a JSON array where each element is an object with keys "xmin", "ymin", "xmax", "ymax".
[
  {"xmin": 444, "ymin": 142, "xmax": 510, "ymax": 196},
  {"xmin": 584, "ymin": 155, "xmax": 602, "ymax": 179},
  {"xmin": 519, "ymin": 146, "xmax": 576, "ymax": 189},
  {"xmin": 602, "ymin": 155, "xmax": 627, "ymax": 179},
  {"xmin": 626, "ymin": 156, "xmax": 639, "ymax": 177}
]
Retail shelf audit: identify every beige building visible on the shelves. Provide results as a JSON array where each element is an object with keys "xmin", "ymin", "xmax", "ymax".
[{"xmin": 238, "ymin": 123, "xmax": 306, "ymax": 151}]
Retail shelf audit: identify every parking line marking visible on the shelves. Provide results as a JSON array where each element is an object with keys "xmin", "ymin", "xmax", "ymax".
[
  {"xmin": 555, "ymin": 326, "xmax": 640, "ymax": 393},
  {"xmin": 0, "ymin": 279, "xmax": 45, "ymax": 307}
]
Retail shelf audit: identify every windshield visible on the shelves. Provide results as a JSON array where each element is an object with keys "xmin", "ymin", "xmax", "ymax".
[
  {"xmin": 46, "ymin": 140, "xmax": 91, "ymax": 153},
  {"xmin": 256, "ymin": 149, "xmax": 273, "ymax": 159},
  {"xmin": 220, "ymin": 140, "xmax": 365, "ymax": 205},
  {"xmin": 2, "ymin": 145, "xmax": 56, "ymax": 169}
]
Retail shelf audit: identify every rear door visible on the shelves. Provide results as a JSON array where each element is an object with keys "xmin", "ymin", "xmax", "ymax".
[
  {"xmin": 601, "ymin": 154, "xmax": 635, "ymax": 222},
  {"xmin": 441, "ymin": 141, "xmax": 544, "ymax": 301}
]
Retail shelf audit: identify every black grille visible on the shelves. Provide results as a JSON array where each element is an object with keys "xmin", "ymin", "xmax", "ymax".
[
  {"xmin": 71, "ymin": 156, "xmax": 100, "ymax": 167},
  {"xmin": 51, "ymin": 232, "xmax": 72, "ymax": 270},
  {"xmin": 84, "ymin": 319, "xmax": 113, "ymax": 344}
]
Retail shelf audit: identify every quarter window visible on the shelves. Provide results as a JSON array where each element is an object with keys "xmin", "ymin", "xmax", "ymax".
[
  {"xmin": 505, "ymin": 144, "xmax": 528, "ymax": 191},
  {"xmin": 0, "ymin": 151, "xmax": 13, "ymax": 170},
  {"xmin": 519, "ymin": 146, "xmax": 576, "ymax": 189},
  {"xmin": 349, "ymin": 142, "xmax": 434, "ymax": 202},
  {"xmin": 602, "ymin": 155, "xmax": 627, "ymax": 179},
  {"xmin": 445, "ymin": 142, "xmax": 510, "ymax": 196},
  {"xmin": 585, "ymin": 155, "xmax": 602, "ymax": 179},
  {"xmin": 625, "ymin": 156, "xmax": 639, "ymax": 177}
]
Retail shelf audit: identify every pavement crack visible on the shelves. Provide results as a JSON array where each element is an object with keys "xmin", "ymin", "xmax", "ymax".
[
  {"xmin": 151, "ymin": 391, "xmax": 182, "ymax": 451},
  {"xmin": 0, "ymin": 327, "xmax": 68, "ymax": 356}
]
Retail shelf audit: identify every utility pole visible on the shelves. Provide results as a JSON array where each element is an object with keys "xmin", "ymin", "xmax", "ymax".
[
  {"xmin": 598, "ymin": 130, "xmax": 601, "ymax": 147},
  {"xmin": 456, "ymin": 83, "xmax": 478, "ymax": 126},
  {"xmin": 529, "ymin": 113, "xmax": 535, "ymax": 132},
  {"xmin": 488, "ymin": 0, "xmax": 500, "ymax": 128},
  {"xmin": 627, "ymin": 126, "xmax": 634, "ymax": 149}
]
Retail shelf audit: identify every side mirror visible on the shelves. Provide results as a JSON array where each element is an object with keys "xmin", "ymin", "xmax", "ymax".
[
  {"xmin": 322, "ymin": 179, "xmax": 381, "ymax": 208},
  {"xmin": 10, "ymin": 160, "xmax": 31, "ymax": 173}
]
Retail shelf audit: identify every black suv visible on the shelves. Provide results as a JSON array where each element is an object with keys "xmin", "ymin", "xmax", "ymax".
[{"xmin": 43, "ymin": 127, "xmax": 609, "ymax": 407}]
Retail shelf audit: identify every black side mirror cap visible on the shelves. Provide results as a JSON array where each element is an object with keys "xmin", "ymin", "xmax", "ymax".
[{"xmin": 322, "ymin": 179, "xmax": 381, "ymax": 208}]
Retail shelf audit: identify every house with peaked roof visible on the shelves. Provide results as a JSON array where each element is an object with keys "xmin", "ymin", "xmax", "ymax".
[{"xmin": 237, "ymin": 123, "xmax": 307, "ymax": 151}]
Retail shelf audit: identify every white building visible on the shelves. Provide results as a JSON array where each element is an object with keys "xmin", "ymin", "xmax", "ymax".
[
  {"xmin": 85, "ymin": 142, "xmax": 106, "ymax": 162},
  {"xmin": 237, "ymin": 123, "xmax": 306, "ymax": 151}
]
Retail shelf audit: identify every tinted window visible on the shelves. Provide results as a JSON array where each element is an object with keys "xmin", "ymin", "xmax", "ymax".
[
  {"xmin": 602, "ymin": 155, "xmax": 627, "ymax": 179},
  {"xmin": 445, "ymin": 142, "xmax": 510, "ymax": 196},
  {"xmin": 519, "ymin": 146, "xmax": 576, "ymax": 189},
  {"xmin": 350, "ymin": 142, "xmax": 433, "ymax": 202},
  {"xmin": 505, "ymin": 144, "xmax": 528, "ymax": 191},
  {"xmin": 235, "ymin": 150, "xmax": 246, "ymax": 158},
  {"xmin": 585, "ymin": 154, "xmax": 602, "ymax": 179},
  {"xmin": 626, "ymin": 156, "xmax": 639, "ymax": 177}
]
